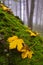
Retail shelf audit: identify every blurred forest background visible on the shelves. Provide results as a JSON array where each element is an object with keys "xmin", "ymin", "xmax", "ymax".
[{"xmin": 1, "ymin": 0, "xmax": 43, "ymax": 35}]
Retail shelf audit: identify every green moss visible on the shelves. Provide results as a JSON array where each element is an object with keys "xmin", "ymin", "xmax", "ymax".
[{"xmin": 0, "ymin": 6, "xmax": 43, "ymax": 65}]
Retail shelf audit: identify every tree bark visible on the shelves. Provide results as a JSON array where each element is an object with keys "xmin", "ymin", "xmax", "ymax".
[
  {"xmin": 36, "ymin": 0, "xmax": 39, "ymax": 26},
  {"xmin": 15, "ymin": 2, "xmax": 17, "ymax": 16},
  {"xmin": 26, "ymin": 0, "xmax": 29, "ymax": 24},
  {"xmin": 3, "ymin": 1, "xmax": 5, "ymax": 4},
  {"xmin": 29, "ymin": 0, "xmax": 35, "ymax": 29},
  {"xmin": 23, "ymin": 0, "xmax": 25, "ymax": 22},
  {"xmin": 20, "ymin": 0, "xmax": 21, "ymax": 18}
]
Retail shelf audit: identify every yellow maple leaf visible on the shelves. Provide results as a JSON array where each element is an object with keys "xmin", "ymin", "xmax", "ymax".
[
  {"xmin": 7, "ymin": 36, "xmax": 18, "ymax": 43},
  {"xmin": 21, "ymin": 50, "xmax": 33, "ymax": 59},
  {"xmin": 17, "ymin": 39, "xmax": 24, "ymax": 51},
  {"xmin": 9, "ymin": 40, "xmax": 17, "ymax": 49},
  {"xmin": 30, "ymin": 32, "xmax": 36, "ymax": 36},
  {"xmin": 26, "ymin": 29, "xmax": 37, "ymax": 37},
  {"xmin": 1, "ymin": 4, "xmax": 7, "ymax": 10},
  {"xmin": 7, "ymin": 36, "xmax": 33, "ymax": 59},
  {"xmin": 3, "ymin": 6, "xmax": 8, "ymax": 10},
  {"xmin": 27, "ymin": 51, "xmax": 33, "ymax": 59},
  {"xmin": 26, "ymin": 29, "xmax": 32, "ymax": 33},
  {"xmin": 2, "ymin": 5, "xmax": 10, "ymax": 11},
  {"xmin": 20, "ymin": 44, "xmax": 29, "ymax": 52},
  {"xmin": 20, "ymin": 48, "xmax": 26, "ymax": 52},
  {"xmin": 21, "ymin": 51, "xmax": 27, "ymax": 59},
  {"xmin": 8, "ymin": 37, "xmax": 24, "ymax": 51}
]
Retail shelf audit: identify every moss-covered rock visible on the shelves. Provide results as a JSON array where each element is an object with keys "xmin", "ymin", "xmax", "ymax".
[{"xmin": 0, "ymin": 4, "xmax": 43, "ymax": 65}]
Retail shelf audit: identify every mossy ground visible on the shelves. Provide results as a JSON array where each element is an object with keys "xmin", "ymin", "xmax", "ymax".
[{"xmin": 0, "ymin": 6, "xmax": 43, "ymax": 65}]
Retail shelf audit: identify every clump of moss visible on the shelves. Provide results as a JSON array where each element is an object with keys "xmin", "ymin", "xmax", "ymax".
[{"xmin": 0, "ymin": 4, "xmax": 43, "ymax": 65}]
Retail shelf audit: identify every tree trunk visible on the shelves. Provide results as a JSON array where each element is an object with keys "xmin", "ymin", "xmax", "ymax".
[
  {"xmin": 23, "ymin": 0, "xmax": 25, "ymax": 22},
  {"xmin": 15, "ymin": 2, "xmax": 17, "ymax": 16},
  {"xmin": 26, "ymin": 0, "xmax": 29, "ymax": 24},
  {"xmin": 3, "ymin": 1, "xmax": 5, "ymax": 4},
  {"xmin": 20, "ymin": 0, "xmax": 21, "ymax": 18},
  {"xmin": 8, "ymin": 0, "xmax": 9, "ymax": 7},
  {"xmin": 29, "ymin": 0, "xmax": 35, "ymax": 29},
  {"xmin": 36, "ymin": 0, "xmax": 39, "ymax": 26}
]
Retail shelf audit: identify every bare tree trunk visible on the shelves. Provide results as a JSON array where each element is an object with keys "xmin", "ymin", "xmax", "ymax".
[
  {"xmin": 8, "ymin": 0, "xmax": 9, "ymax": 7},
  {"xmin": 39, "ymin": 0, "xmax": 42, "ymax": 32},
  {"xmin": 36, "ymin": 0, "xmax": 39, "ymax": 26},
  {"xmin": 15, "ymin": 2, "xmax": 17, "ymax": 16},
  {"xmin": 23, "ymin": 0, "xmax": 25, "ymax": 22},
  {"xmin": 3, "ymin": 1, "xmax": 5, "ymax": 4},
  {"xmin": 20, "ymin": 0, "xmax": 21, "ymax": 18},
  {"xmin": 29, "ymin": 0, "xmax": 35, "ymax": 29},
  {"xmin": 26, "ymin": 0, "xmax": 29, "ymax": 24}
]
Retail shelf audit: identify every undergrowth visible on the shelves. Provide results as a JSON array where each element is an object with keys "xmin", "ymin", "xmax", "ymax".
[{"xmin": 0, "ymin": 5, "xmax": 43, "ymax": 65}]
